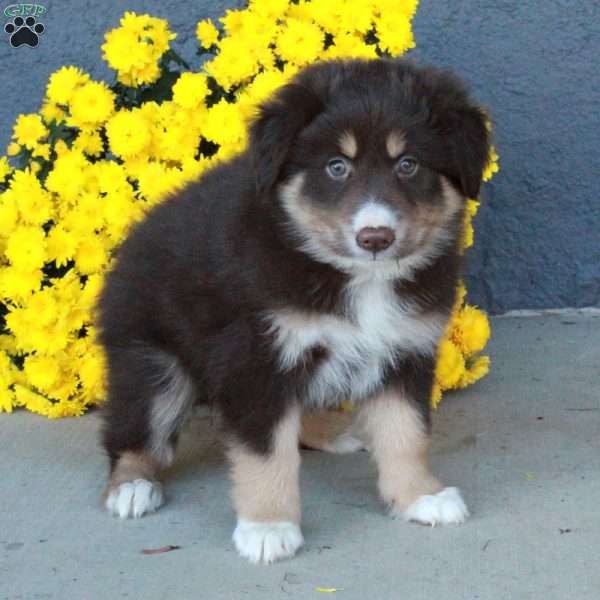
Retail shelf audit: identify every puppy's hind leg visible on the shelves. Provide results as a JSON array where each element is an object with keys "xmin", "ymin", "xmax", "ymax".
[
  {"xmin": 102, "ymin": 347, "xmax": 195, "ymax": 519},
  {"xmin": 300, "ymin": 409, "xmax": 365, "ymax": 454}
]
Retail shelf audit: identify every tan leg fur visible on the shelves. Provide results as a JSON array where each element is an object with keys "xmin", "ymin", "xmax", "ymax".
[
  {"xmin": 299, "ymin": 409, "xmax": 355, "ymax": 451},
  {"xmin": 358, "ymin": 391, "xmax": 442, "ymax": 511},
  {"xmin": 228, "ymin": 405, "xmax": 302, "ymax": 524},
  {"xmin": 104, "ymin": 451, "xmax": 161, "ymax": 499}
]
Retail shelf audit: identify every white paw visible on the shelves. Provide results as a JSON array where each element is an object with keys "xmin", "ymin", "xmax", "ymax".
[
  {"xmin": 324, "ymin": 432, "xmax": 366, "ymax": 454},
  {"xmin": 105, "ymin": 479, "xmax": 164, "ymax": 519},
  {"xmin": 402, "ymin": 487, "xmax": 469, "ymax": 526},
  {"xmin": 232, "ymin": 520, "xmax": 304, "ymax": 564}
]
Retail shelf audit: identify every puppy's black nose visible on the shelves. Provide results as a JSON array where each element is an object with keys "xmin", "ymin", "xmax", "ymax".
[{"xmin": 356, "ymin": 227, "xmax": 396, "ymax": 253}]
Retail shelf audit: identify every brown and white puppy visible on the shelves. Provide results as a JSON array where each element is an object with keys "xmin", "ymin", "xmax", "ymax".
[{"xmin": 97, "ymin": 58, "xmax": 490, "ymax": 564}]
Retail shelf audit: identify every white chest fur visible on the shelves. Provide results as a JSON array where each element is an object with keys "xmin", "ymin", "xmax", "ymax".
[{"xmin": 265, "ymin": 278, "xmax": 446, "ymax": 408}]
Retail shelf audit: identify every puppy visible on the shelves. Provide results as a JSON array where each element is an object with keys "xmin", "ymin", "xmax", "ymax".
[{"xmin": 98, "ymin": 58, "xmax": 490, "ymax": 564}]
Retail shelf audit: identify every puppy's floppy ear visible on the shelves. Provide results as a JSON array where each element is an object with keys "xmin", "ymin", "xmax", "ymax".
[
  {"xmin": 420, "ymin": 67, "xmax": 491, "ymax": 198},
  {"xmin": 249, "ymin": 83, "xmax": 324, "ymax": 195},
  {"xmin": 444, "ymin": 105, "xmax": 490, "ymax": 198}
]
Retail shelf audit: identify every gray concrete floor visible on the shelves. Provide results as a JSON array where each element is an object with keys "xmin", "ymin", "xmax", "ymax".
[{"xmin": 1, "ymin": 315, "xmax": 599, "ymax": 600}]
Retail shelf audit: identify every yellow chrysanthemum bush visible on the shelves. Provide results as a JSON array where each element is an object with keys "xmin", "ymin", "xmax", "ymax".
[{"xmin": 0, "ymin": 1, "xmax": 499, "ymax": 417}]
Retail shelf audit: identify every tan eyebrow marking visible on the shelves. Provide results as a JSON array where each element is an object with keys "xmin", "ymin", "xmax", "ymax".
[
  {"xmin": 386, "ymin": 130, "xmax": 406, "ymax": 159},
  {"xmin": 338, "ymin": 130, "xmax": 358, "ymax": 159}
]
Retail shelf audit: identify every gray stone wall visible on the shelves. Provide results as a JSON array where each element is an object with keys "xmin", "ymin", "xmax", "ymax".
[{"xmin": 1, "ymin": 0, "xmax": 598, "ymax": 313}]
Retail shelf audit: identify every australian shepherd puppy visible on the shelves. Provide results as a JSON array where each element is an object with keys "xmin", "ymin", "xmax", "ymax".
[{"xmin": 98, "ymin": 58, "xmax": 490, "ymax": 564}]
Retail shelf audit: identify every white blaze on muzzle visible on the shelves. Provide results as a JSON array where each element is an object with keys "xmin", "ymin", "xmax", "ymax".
[{"xmin": 351, "ymin": 201, "xmax": 398, "ymax": 232}]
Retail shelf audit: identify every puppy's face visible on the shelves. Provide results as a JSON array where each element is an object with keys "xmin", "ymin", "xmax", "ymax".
[
  {"xmin": 279, "ymin": 123, "xmax": 464, "ymax": 269},
  {"xmin": 250, "ymin": 59, "xmax": 490, "ymax": 273}
]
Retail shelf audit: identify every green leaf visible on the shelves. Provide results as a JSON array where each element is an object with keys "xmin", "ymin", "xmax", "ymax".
[{"xmin": 163, "ymin": 48, "xmax": 190, "ymax": 70}]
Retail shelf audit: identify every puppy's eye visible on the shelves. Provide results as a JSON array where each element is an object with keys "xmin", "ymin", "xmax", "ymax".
[
  {"xmin": 326, "ymin": 157, "xmax": 352, "ymax": 180},
  {"xmin": 395, "ymin": 155, "xmax": 419, "ymax": 177}
]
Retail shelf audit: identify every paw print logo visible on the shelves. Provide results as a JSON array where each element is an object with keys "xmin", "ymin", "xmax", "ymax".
[{"xmin": 5, "ymin": 15, "xmax": 44, "ymax": 47}]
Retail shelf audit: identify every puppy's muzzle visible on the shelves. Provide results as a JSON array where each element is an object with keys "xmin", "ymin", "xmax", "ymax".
[{"xmin": 356, "ymin": 226, "xmax": 396, "ymax": 254}]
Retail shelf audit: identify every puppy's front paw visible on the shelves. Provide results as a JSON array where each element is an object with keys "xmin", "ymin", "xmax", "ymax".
[
  {"xmin": 402, "ymin": 487, "xmax": 469, "ymax": 526},
  {"xmin": 233, "ymin": 520, "xmax": 303, "ymax": 564},
  {"xmin": 105, "ymin": 479, "xmax": 164, "ymax": 519}
]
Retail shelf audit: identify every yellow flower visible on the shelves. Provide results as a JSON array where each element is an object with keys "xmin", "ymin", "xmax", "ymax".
[
  {"xmin": 239, "ymin": 69, "xmax": 290, "ymax": 106},
  {"xmin": 79, "ymin": 274, "xmax": 103, "ymax": 312},
  {"xmin": 219, "ymin": 9, "xmax": 245, "ymax": 36},
  {"xmin": 460, "ymin": 199, "xmax": 480, "ymax": 252},
  {"xmin": 13, "ymin": 383, "xmax": 53, "ymax": 416},
  {"xmin": 0, "ymin": 3, "xmax": 495, "ymax": 419},
  {"xmin": 7, "ymin": 142, "xmax": 20, "ymax": 156},
  {"xmin": 483, "ymin": 147, "xmax": 500, "ymax": 181},
  {"xmin": 27, "ymin": 287, "xmax": 59, "ymax": 327},
  {"xmin": 0, "ymin": 194, "xmax": 18, "ymax": 236},
  {"xmin": 204, "ymin": 38, "xmax": 260, "ymax": 91},
  {"xmin": 373, "ymin": 0, "xmax": 418, "ymax": 19},
  {"xmin": 172, "ymin": 73, "xmax": 210, "ymax": 109},
  {"xmin": 0, "ymin": 391, "xmax": 15, "ymax": 413},
  {"xmin": 462, "ymin": 210, "xmax": 474, "ymax": 251},
  {"xmin": 202, "ymin": 99, "xmax": 247, "ymax": 148},
  {"xmin": 106, "ymin": 110, "xmax": 151, "ymax": 158},
  {"xmin": 79, "ymin": 348, "xmax": 106, "ymax": 401},
  {"xmin": 24, "ymin": 355, "xmax": 60, "ymax": 393},
  {"xmin": 12, "ymin": 114, "xmax": 48, "ymax": 149},
  {"xmin": 0, "ymin": 351, "xmax": 16, "ymax": 413},
  {"xmin": 102, "ymin": 12, "xmax": 176, "ymax": 87},
  {"xmin": 102, "ymin": 189, "xmax": 139, "ymax": 239},
  {"xmin": 40, "ymin": 101, "xmax": 67, "ymax": 124},
  {"xmin": 0, "ymin": 267, "xmax": 43, "ymax": 300},
  {"xmin": 0, "ymin": 335, "xmax": 18, "ymax": 354},
  {"xmin": 451, "ymin": 305, "xmax": 491, "ymax": 357},
  {"xmin": 46, "ymin": 65, "xmax": 90, "ymax": 105},
  {"xmin": 92, "ymin": 160, "xmax": 129, "ymax": 195},
  {"xmin": 375, "ymin": 16, "xmax": 415, "ymax": 55},
  {"xmin": 46, "ymin": 226, "xmax": 78, "ymax": 267},
  {"xmin": 135, "ymin": 161, "xmax": 184, "ymax": 205},
  {"xmin": 45, "ymin": 149, "xmax": 90, "ymax": 201},
  {"xmin": 305, "ymin": 0, "xmax": 373, "ymax": 36},
  {"xmin": 4, "ymin": 226, "xmax": 47, "ymax": 271},
  {"xmin": 248, "ymin": 0, "xmax": 289, "ymax": 20},
  {"xmin": 0, "ymin": 156, "xmax": 12, "ymax": 182},
  {"xmin": 435, "ymin": 338, "xmax": 465, "ymax": 389},
  {"xmin": 32, "ymin": 143, "xmax": 51, "ymax": 160},
  {"xmin": 452, "ymin": 282, "xmax": 467, "ymax": 316},
  {"xmin": 154, "ymin": 121, "xmax": 200, "ymax": 163},
  {"xmin": 102, "ymin": 26, "xmax": 151, "ymax": 83},
  {"xmin": 46, "ymin": 399, "xmax": 87, "ymax": 418},
  {"xmin": 431, "ymin": 381, "xmax": 442, "ymax": 409},
  {"xmin": 458, "ymin": 355, "xmax": 490, "ymax": 388},
  {"xmin": 54, "ymin": 139, "xmax": 69, "ymax": 156},
  {"xmin": 324, "ymin": 32, "xmax": 378, "ymax": 60},
  {"xmin": 300, "ymin": 0, "xmax": 342, "ymax": 33},
  {"xmin": 6, "ymin": 169, "xmax": 53, "ymax": 226},
  {"xmin": 466, "ymin": 199, "xmax": 480, "ymax": 218},
  {"xmin": 76, "ymin": 191, "xmax": 105, "ymax": 231},
  {"xmin": 0, "ymin": 351, "xmax": 15, "ymax": 383},
  {"xmin": 122, "ymin": 11, "xmax": 174, "ymax": 54},
  {"xmin": 276, "ymin": 18, "xmax": 324, "ymax": 66},
  {"xmin": 68, "ymin": 81, "xmax": 116, "ymax": 127},
  {"xmin": 74, "ymin": 128, "xmax": 104, "ymax": 157},
  {"xmin": 196, "ymin": 18, "xmax": 219, "ymax": 47},
  {"xmin": 74, "ymin": 236, "xmax": 108, "ymax": 275},
  {"xmin": 180, "ymin": 156, "xmax": 212, "ymax": 184}
]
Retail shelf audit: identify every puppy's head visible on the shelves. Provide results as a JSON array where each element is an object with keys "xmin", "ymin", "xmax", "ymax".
[{"xmin": 249, "ymin": 59, "xmax": 491, "ymax": 273}]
